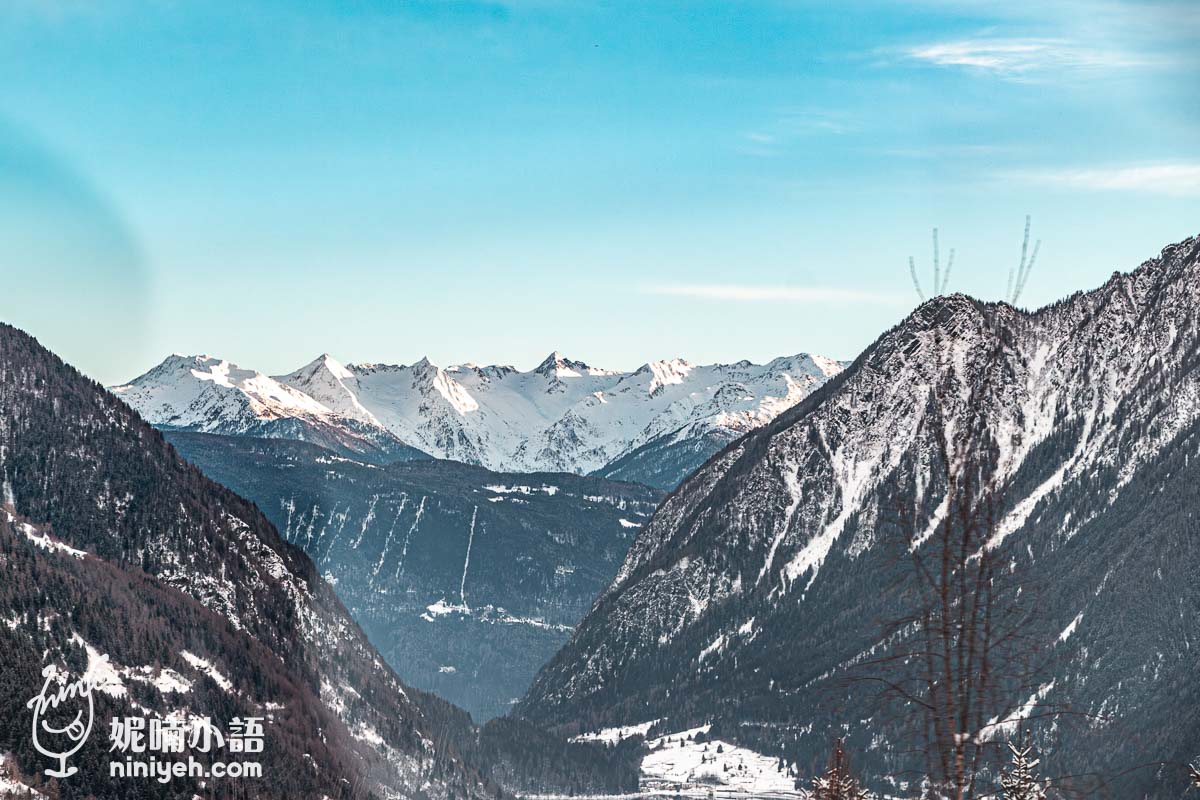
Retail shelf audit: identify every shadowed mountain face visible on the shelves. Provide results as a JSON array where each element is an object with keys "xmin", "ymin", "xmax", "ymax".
[
  {"xmin": 164, "ymin": 431, "xmax": 662, "ymax": 722},
  {"xmin": 0, "ymin": 323, "xmax": 499, "ymax": 799},
  {"xmin": 516, "ymin": 235, "xmax": 1200, "ymax": 798},
  {"xmin": 593, "ymin": 424, "xmax": 748, "ymax": 490}
]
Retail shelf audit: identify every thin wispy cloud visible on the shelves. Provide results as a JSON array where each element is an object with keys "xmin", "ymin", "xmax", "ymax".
[
  {"xmin": 644, "ymin": 284, "xmax": 906, "ymax": 305},
  {"xmin": 881, "ymin": 143, "xmax": 1022, "ymax": 161},
  {"xmin": 737, "ymin": 109, "xmax": 857, "ymax": 158},
  {"xmin": 904, "ymin": 36, "xmax": 1151, "ymax": 78},
  {"xmin": 1006, "ymin": 163, "xmax": 1200, "ymax": 196}
]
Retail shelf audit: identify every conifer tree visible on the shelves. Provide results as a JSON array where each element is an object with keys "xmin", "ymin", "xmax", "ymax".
[
  {"xmin": 999, "ymin": 735, "xmax": 1047, "ymax": 800},
  {"xmin": 810, "ymin": 738, "xmax": 874, "ymax": 800}
]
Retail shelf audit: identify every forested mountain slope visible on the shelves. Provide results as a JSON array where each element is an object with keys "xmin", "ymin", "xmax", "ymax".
[
  {"xmin": 517, "ymin": 235, "xmax": 1200, "ymax": 798},
  {"xmin": 0, "ymin": 323, "xmax": 495, "ymax": 799}
]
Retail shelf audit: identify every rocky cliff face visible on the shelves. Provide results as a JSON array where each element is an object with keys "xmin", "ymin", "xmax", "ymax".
[{"xmin": 516, "ymin": 235, "xmax": 1200, "ymax": 798}]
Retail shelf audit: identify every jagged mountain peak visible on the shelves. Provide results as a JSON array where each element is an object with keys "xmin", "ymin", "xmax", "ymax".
[
  {"xmin": 111, "ymin": 352, "xmax": 426, "ymax": 463},
  {"xmin": 634, "ymin": 357, "xmax": 693, "ymax": 374},
  {"xmin": 627, "ymin": 358, "xmax": 695, "ymax": 395},
  {"xmin": 122, "ymin": 352, "xmax": 321, "ymax": 395},
  {"xmin": 168, "ymin": 351, "xmax": 221, "ymax": 365},
  {"xmin": 448, "ymin": 362, "xmax": 520, "ymax": 381},
  {"xmin": 534, "ymin": 350, "xmax": 599, "ymax": 377},
  {"xmin": 112, "ymin": 352, "xmax": 332, "ymax": 420},
  {"xmin": 763, "ymin": 352, "xmax": 847, "ymax": 377},
  {"xmin": 120, "ymin": 352, "xmax": 230, "ymax": 383},
  {"xmin": 275, "ymin": 352, "xmax": 379, "ymax": 430},
  {"xmin": 291, "ymin": 351, "xmax": 354, "ymax": 380}
]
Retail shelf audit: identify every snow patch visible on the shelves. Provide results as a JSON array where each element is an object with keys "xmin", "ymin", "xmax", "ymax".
[
  {"xmin": 425, "ymin": 598, "xmax": 468, "ymax": 618},
  {"xmin": 1059, "ymin": 611, "xmax": 1084, "ymax": 643},
  {"xmin": 484, "ymin": 484, "xmax": 560, "ymax": 497},
  {"xmin": 68, "ymin": 634, "xmax": 127, "ymax": 698},
  {"xmin": 985, "ymin": 680, "xmax": 1056, "ymax": 740},
  {"xmin": 180, "ymin": 650, "xmax": 234, "ymax": 693},
  {"xmin": 571, "ymin": 719, "xmax": 661, "ymax": 745},
  {"xmin": 0, "ymin": 754, "xmax": 46, "ymax": 799},
  {"xmin": 641, "ymin": 726, "xmax": 801, "ymax": 797},
  {"xmin": 21, "ymin": 522, "xmax": 86, "ymax": 559}
]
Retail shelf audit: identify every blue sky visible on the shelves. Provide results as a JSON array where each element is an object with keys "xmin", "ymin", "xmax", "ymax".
[{"xmin": 1, "ymin": 0, "xmax": 1197, "ymax": 384}]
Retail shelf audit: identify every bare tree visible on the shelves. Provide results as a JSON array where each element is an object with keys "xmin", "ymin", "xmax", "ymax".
[
  {"xmin": 1006, "ymin": 216, "xmax": 1040, "ymax": 305},
  {"xmin": 897, "ymin": 362, "xmax": 1008, "ymax": 800},
  {"xmin": 908, "ymin": 228, "xmax": 956, "ymax": 301},
  {"xmin": 858, "ymin": 320, "xmax": 1058, "ymax": 800},
  {"xmin": 905, "ymin": 217, "xmax": 1041, "ymax": 305}
]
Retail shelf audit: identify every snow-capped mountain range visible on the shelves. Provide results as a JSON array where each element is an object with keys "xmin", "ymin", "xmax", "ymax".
[{"xmin": 112, "ymin": 350, "xmax": 845, "ymax": 488}]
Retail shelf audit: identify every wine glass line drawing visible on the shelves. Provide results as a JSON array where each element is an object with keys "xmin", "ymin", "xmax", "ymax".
[{"xmin": 26, "ymin": 664, "xmax": 97, "ymax": 778}]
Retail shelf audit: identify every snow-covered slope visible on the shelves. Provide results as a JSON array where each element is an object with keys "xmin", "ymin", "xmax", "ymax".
[
  {"xmin": 574, "ymin": 722, "xmax": 804, "ymax": 797},
  {"xmin": 110, "ymin": 354, "xmax": 426, "ymax": 462},
  {"xmin": 112, "ymin": 353, "xmax": 332, "ymax": 425},
  {"xmin": 115, "ymin": 350, "xmax": 844, "ymax": 487},
  {"xmin": 516, "ymin": 234, "xmax": 1200, "ymax": 798}
]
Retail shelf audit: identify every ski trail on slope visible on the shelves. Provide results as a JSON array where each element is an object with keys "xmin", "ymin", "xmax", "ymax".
[
  {"xmin": 313, "ymin": 503, "xmax": 340, "ymax": 552},
  {"xmin": 459, "ymin": 506, "xmax": 478, "ymax": 609},
  {"xmin": 304, "ymin": 505, "xmax": 321, "ymax": 550},
  {"xmin": 293, "ymin": 509, "xmax": 309, "ymax": 545},
  {"xmin": 371, "ymin": 494, "xmax": 408, "ymax": 586},
  {"xmin": 352, "ymin": 495, "xmax": 379, "ymax": 549},
  {"xmin": 756, "ymin": 464, "xmax": 802, "ymax": 587},
  {"xmin": 394, "ymin": 496, "xmax": 427, "ymax": 579},
  {"xmin": 322, "ymin": 506, "xmax": 351, "ymax": 565},
  {"xmin": 281, "ymin": 496, "xmax": 296, "ymax": 541}
]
